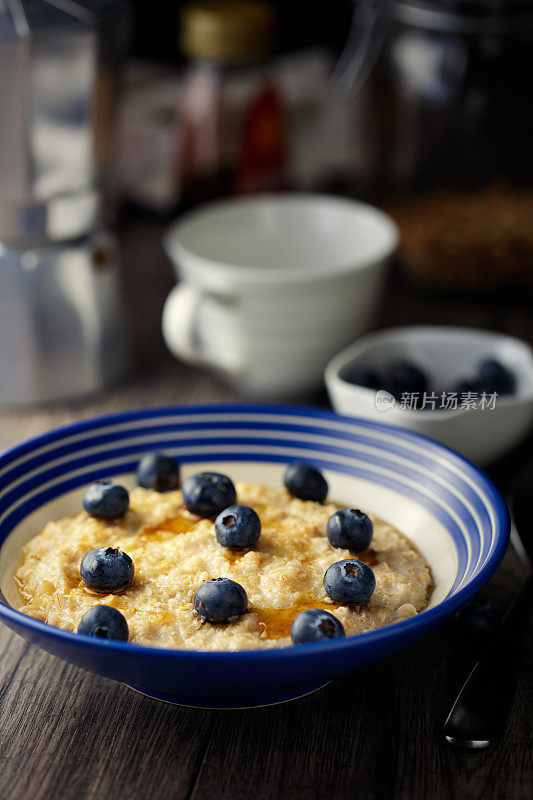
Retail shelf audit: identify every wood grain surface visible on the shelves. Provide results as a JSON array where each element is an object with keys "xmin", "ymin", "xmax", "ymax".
[{"xmin": 0, "ymin": 220, "xmax": 531, "ymax": 800}]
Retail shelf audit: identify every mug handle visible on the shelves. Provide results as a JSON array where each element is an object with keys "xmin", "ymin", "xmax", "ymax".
[{"xmin": 161, "ymin": 283, "xmax": 244, "ymax": 376}]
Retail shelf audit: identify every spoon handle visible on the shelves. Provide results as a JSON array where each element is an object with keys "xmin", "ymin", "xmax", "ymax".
[{"xmin": 443, "ymin": 574, "xmax": 533, "ymax": 748}]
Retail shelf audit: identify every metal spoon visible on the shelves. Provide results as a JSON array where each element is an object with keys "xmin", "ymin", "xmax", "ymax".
[{"xmin": 443, "ymin": 460, "xmax": 533, "ymax": 748}]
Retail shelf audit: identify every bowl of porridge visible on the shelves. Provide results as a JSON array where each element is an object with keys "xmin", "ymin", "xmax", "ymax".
[{"xmin": 0, "ymin": 405, "xmax": 509, "ymax": 708}]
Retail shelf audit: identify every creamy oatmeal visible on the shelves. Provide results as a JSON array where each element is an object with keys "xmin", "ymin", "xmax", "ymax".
[{"xmin": 14, "ymin": 483, "xmax": 433, "ymax": 650}]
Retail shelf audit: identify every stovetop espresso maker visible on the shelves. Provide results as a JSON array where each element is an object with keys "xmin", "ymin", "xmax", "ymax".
[{"xmin": 0, "ymin": 0, "xmax": 128, "ymax": 404}]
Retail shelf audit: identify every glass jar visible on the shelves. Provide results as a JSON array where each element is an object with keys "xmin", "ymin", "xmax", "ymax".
[
  {"xmin": 337, "ymin": 0, "xmax": 533, "ymax": 288},
  {"xmin": 174, "ymin": 1, "xmax": 288, "ymax": 211}
]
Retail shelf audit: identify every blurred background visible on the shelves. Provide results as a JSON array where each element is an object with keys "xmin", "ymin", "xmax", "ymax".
[{"xmin": 1, "ymin": 0, "xmax": 533, "ymax": 478}]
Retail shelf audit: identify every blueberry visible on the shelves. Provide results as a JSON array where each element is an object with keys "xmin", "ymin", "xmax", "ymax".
[
  {"xmin": 327, "ymin": 509, "xmax": 373, "ymax": 552},
  {"xmin": 193, "ymin": 578, "xmax": 248, "ymax": 622},
  {"xmin": 137, "ymin": 452, "xmax": 180, "ymax": 492},
  {"xmin": 455, "ymin": 598, "xmax": 502, "ymax": 636},
  {"xmin": 389, "ymin": 360, "xmax": 428, "ymax": 399},
  {"xmin": 284, "ymin": 462, "xmax": 328, "ymax": 503},
  {"xmin": 215, "ymin": 505, "xmax": 261, "ymax": 550},
  {"xmin": 345, "ymin": 366, "xmax": 382, "ymax": 390},
  {"xmin": 323, "ymin": 559, "xmax": 376, "ymax": 605},
  {"xmin": 181, "ymin": 472, "xmax": 237, "ymax": 517},
  {"xmin": 452, "ymin": 377, "xmax": 480, "ymax": 395},
  {"xmin": 77, "ymin": 605, "xmax": 129, "ymax": 641},
  {"xmin": 83, "ymin": 480, "xmax": 129, "ymax": 519},
  {"xmin": 478, "ymin": 359, "xmax": 515, "ymax": 395},
  {"xmin": 80, "ymin": 547, "xmax": 134, "ymax": 593},
  {"xmin": 290, "ymin": 608, "xmax": 345, "ymax": 644}
]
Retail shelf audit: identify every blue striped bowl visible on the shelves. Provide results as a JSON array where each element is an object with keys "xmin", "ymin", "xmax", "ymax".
[{"xmin": 0, "ymin": 405, "xmax": 509, "ymax": 708}]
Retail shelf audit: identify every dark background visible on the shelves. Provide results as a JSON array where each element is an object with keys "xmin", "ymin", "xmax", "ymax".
[{"xmin": 129, "ymin": 0, "xmax": 354, "ymax": 63}]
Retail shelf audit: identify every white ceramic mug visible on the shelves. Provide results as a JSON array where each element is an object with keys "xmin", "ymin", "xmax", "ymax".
[{"xmin": 162, "ymin": 194, "xmax": 398, "ymax": 397}]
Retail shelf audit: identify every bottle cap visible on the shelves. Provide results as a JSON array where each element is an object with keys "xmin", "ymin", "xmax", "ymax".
[{"xmin": 181, "ymin": 1, "xmax": 275, "ymax": 64}]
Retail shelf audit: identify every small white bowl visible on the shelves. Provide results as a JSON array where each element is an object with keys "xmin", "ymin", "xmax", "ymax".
[{"xmin": 325, "ymin": 326, "xmax": 533, "ymax": 466}]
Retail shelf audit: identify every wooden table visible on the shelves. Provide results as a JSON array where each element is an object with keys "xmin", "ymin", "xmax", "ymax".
[{"xmin": 0, "ymin": 221, "xmax": 531, "ymax": 800}]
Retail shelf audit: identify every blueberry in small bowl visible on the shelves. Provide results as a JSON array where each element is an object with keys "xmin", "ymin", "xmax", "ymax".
[
  {"xmin": 345, "ymin": 366, "xmax": 383, "ymax": 391},
  {"xmin": 452, "ymin": 377, "xmax": 481, "ymax": 395},
  {"xmin": 389, "ymin": 359, "xmax": 429, "ymax": 400},
  {"xmin": 478, "ymin": 359, "xmax": 516, "ymax": 396}
]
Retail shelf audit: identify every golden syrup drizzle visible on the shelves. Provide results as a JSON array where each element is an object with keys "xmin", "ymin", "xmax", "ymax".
[
  {"xmin": 254, "ymin": 599, "xmax": 340, "ymax": 640},
  {"xmin": 357, "ymin": 548, "xmax": 379, "ymax": 567},
  {"xmin": 251, "ymin": 552, "xmax": 378, "ymax": 639},
  {"xmin": 139, "ymin": 513, "xmax": 198, "ymax": 541},
  {"xmin": 135, "ymin": 507, "xmax": 379, "ymax": 638}
]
